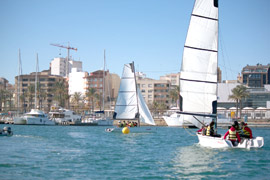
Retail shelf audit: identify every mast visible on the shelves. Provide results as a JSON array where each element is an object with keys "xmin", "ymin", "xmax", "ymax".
[
  {"xmin": 132, "ymin": 61, "xmax": 140, "ymax": 126},
  {"xmin": 35, "ymin": 54, "xmax": 39, "ymax": 109},
  {"xmin": 17, "ymin": 49, "xmax": 22, "ymax": 114},
  {"xmin": 103, "ymin": 49, "xmax": 105, "ymax": 111}
]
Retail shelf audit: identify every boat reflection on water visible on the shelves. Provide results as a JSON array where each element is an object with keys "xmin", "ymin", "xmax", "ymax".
[{"xmin": 169, "ymin": 146, "xmax": 228, "ymax": 179}]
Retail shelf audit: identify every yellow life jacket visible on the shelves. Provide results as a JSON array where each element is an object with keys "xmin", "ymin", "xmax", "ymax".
[
  {"xmin": 242, "ymin": 126, "xmax": 250, "ymax": 136},
  {"xmin": 229, "ymin": 129, "xmax": 237, "ymax": 140},
  {"xmin": 206, "ymin": 126, "xmax": 211, "ymax": 136}
]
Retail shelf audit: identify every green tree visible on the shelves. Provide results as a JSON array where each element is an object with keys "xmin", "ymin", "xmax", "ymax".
[
  {"xmin": 169, "ymin": 86, "xmax": 179, "ymax": 107},
  {"xmin": 229, "ymin": 85, "xmax": 249, "ymax": 118},
  {"xmin": 53, "ymin": 81, "xmax": 68, "ymax": 108},
  {"xmin": 85, "ymin": 88, "xmax": 97, "ymax": 112},
  {"xmin": 0, "ymin": 89, "xmax": 6, "ymax": 111},
  {"xmin": 27, "ymin": 84, "xmax": 35, "ymax": 110},
  {"xmin": 71, "ymin": 92, "xmax": 82, "ymax": 112}
]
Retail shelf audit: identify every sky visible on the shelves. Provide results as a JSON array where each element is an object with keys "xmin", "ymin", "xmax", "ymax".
[{"xmin": 0, "ymin": 0, "xmax": 269, "ymax": 84}]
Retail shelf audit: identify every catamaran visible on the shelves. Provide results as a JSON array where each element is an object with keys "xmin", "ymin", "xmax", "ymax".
[
  {"xmin": 105, "ymin": 62, "xmax": 156, "ymax": 133},
  {"xmin": 178, "ymin": 0, "xmax": 263, "ymax": 148}
]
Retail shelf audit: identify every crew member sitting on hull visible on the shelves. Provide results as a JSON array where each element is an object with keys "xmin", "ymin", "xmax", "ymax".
[
  {"xmin": 117, "ymin": 121, "xmax": 124, "ymax": 127},
  {"xmin": 206, "ymin": 122, "xmax": 215, "ymax": 136},
  {"xmin": 241, "ymin": 122, "xmax": 253, "ymax": 139},
  {"xmin": 224, "ymin": 124, "xmax": 241, "ymax": 146}
]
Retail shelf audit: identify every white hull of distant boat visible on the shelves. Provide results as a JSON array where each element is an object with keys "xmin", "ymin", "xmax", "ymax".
[
  {"xmin": 163, "ymin": 113, "xmax": 231, "ymax": 127},
  {"xmin": 96, "ymin": 118, "xmax": 114, "ymax": 126},
  {"xmin": 16, "ymin": 109, "xmax": 55, "ymax": 125},
  {"xmin": 163, "ymin": 113, "xmax": 209, "ymax": 127},
  {"xmin": 49, "ymin": 108, "xmax": 81, "ymax": 124},
  {"xmin": 105, "ymin": 126, "xmax": 156, "ymax": 133},
  {"xmin": 197, "ymin": 133, "xmax": 264, "ymax": 149},
  {"xmin": 13, "ymin": 117, "xmax": 26, "ymax": 125}
]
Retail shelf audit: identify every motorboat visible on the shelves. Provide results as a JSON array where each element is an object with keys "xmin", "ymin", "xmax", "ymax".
[{"xmin": 49, "ymin": 108, "xmax": 81, "ymax": 124}]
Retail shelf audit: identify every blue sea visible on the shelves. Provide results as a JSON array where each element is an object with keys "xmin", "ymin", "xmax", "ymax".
[{"xmin": 0, "ymin": 125, "xmax": 269, "ymax": 180}]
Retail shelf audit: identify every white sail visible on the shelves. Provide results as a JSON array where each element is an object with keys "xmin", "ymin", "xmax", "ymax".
[
  {"xmin": 114, "ymin": 62, "xmax": 155, "ymax": 126},
  {"xmin": 138, "ymin": 89, "xmax": 156, "ymax": 125},
  {"xmin": 114, "ymin": 63, "xmax": 138, "ymax": 119},
  {"xmin": 180, "ymin": 0, "xmax": 219, "ymax": 128}
]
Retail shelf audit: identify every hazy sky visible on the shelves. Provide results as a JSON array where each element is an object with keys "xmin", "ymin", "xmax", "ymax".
[{"xmin": 1, "ymin": 0, "xmax": 269, "ymax": 84}]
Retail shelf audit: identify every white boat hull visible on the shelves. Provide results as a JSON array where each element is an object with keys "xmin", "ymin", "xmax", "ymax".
[
  {"xmin": 13, "ymin": 117, "xmax": 26, "ymax": 125},
  {"xmin": 26, "ymin": 117, "xmax": 55, "ymax": 125},
  {"xmin": 163, "ymin": 116, "xmax": 183, "ymax": 126},
  {"xmin": 105, "ymin": 126, "xmax": 156, "ymax": 133},
  {"xmin": 197, "ymin": 133, "xmax": 264, "ymax": 149}
]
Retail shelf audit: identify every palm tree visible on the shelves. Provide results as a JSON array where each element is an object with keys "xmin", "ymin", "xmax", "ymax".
[
  {"xmin": 0, "ymin": 89, "xmax": 6, "ymax": 111},
  {"xmin": 229, "ymin": 85, "xmax": 249, "ymax": 118},
  {"xmin": 169, "ymin": 86, "xmax": 180, "ymax": 107},
  {"xmin": 71, "ymin": 92, "xmax": 82, "ymax": 112},
  {"xmin": 53, "ymin": 80, "xmax": 67, "ymax": 108},
  {"xmin": 27, "ymin": 84, "xmax": 35, "ymax": 110},
  {"xmin": 85, "ymin": 88, "xmax": 97, "ymax": 112}
]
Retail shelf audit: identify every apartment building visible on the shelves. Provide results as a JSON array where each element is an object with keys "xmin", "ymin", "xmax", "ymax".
[
  {"xmin": 242, "ymin": 64, "xmax": 270, "ymax": 87},
  {"xmin": 50, "ymin": 57, "xmax": 82, "ymax": 77},
  {"xmin": 15, "ymin": 70, "xmax": 66, "ymax": 112},
  {"xmin": 137, "ymin": 78, "xmax": 170, "ymax": 108},
  {"xmin": 85, "ymin": 70, "xmax": 120, "ymax": 109},
  {"xmin": 160, "ymin": 73, "xmax": 180, "ymax": 86}
]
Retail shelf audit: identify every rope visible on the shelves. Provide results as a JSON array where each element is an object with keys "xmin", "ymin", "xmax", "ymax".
[{"xmin": 183, "ymin": 123, "xmax": 197, "ymax": 137}]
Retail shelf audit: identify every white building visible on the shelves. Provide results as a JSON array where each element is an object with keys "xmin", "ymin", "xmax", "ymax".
[
  {"xmin": 69, "ymin": 68, "xmax": 88, "ymax": 96},
  {"xmin": 50, "ymin": 57, "xmax": 66, "ymax": 77},
  {"xmin": 50, "ymin": 57, "xmax": 82, "ymax": 77}
]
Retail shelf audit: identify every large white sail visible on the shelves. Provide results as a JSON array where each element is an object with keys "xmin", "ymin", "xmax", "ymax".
[
  {"xmin": 138, "ymin": 89, "xmax": 156, "ymax": 125},
  {"xmin": 180, "ymin": 0, "xmax": 219, "ymax": 128},
  {"xmin": 114, "ymin": 63, "xmax": 138, "ymax": 119}
]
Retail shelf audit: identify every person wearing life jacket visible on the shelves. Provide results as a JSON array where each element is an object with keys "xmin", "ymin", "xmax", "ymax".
[
  {"xmin": 224, "ymin": 124, "xmax": 241, "ymax": 146},
  {"xmin": 233, "ymin": 121, "xmax": 243, "ymax": 137},
  {"xmin": 197, "ymin": 124, "xmax": 206, "ymax": 135},
  {"xmin": 206, "ymin": 122, "xmax": 215, "ymax": 136},
  {"xmin": 240, "ymin": 122, "xmax": 253, "ymax": 139}
]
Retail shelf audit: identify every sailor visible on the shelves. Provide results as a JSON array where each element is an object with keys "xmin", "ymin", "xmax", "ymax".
[
  {"xmin": 240, "ymin": 122, "xmax": 253, "ymax": 139},
  {"xmin": 206, "ymin": 122, "xmax": 215, "ymax": 136},
  {"xmin": 129, "ymin": 121, "xmax": 134, "ymax": 127},
  {"xmin": 233, "ymin": 121, "xmax": 243, "ymax": 137},
  {"xmin": 197, "ymin": 124, "xmax": 206, "ymax": 135},
  {"xmin": 117, "ymin": 121, "xmax": 123, "ymax": 127},
  {"xmin": 224, "ymin": 124, "xmax": 241, "ymax": 146}
]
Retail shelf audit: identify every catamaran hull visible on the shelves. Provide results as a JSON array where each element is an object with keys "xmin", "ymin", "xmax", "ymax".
[
  {"xmin": 105, "ymin": 126, "xmax": 156, "ymax": 133},
  {"xmin": 197, "ymin": 133, "xmax": 264, "ymax": 149}
]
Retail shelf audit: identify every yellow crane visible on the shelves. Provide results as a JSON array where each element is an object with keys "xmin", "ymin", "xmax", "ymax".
[{"xmin": 50, "ymin": 43, "xmax": 78, "ymax": 77}]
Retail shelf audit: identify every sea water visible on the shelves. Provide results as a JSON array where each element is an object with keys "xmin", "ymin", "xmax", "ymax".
[{"xmin": 0, "ymin": 125, "xmax": 269, "ymax": 180}]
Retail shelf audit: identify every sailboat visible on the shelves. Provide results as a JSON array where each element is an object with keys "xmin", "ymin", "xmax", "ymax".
[
  {"xmin": 179, "ymin": 0, "xmax": 263, "ymax": 148},
  {"xmin": 105, "ymin": 62, "xmax": 156, "ymax": 133},
  {"xmin": 15, "ymin": 54, "xmax": 55, "ymax": 125},
  {"xmin": 84, "ymin": 50, "xmax": 114, "ymax": 126},
  {"xmin": 14, "ymin": 49, "xmax": 27, "ymax": 125}
]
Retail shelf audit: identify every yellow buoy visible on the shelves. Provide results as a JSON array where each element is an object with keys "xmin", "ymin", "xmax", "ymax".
[{"xmin": 122, "ymin": 127, "xmax": 130, "ymax": 134}]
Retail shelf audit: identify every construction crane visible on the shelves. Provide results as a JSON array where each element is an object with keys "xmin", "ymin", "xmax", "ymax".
[{"xmin": 50, "ymin": 43, "xmax": 78, "ymax": 78}]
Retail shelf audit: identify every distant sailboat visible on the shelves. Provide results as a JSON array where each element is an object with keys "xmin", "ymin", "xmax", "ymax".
[
  {"xmin": 105, "ymin": 62, "xmax": 156, "ymax": 133},
  {"xmin": 15, "ymin": 54, "xmax": 55, "ymax": 125},
  {"xmin": 179, "ymin": 0, "xmax": 263, "ymax": 148}
]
